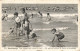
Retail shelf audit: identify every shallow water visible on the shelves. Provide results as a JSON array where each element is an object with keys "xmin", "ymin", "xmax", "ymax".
[{"xmin": 2, "ymin": 13, "xmax": 78, "ymax": 47}]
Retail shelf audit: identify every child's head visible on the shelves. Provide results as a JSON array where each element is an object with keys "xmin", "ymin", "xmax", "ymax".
[
  {"xmin": 25, "ymin": 13, "xmax": 29, "ymax": 21},
  {"xmin": 3, "ymin": 11, "xmax": 6, "ymax": 13},
  {"xmin": 14, "ymin": 12, "xmax": 18, "ymax": 17},
  {"xmin": 10, "ymin": 28, "xmax": 12, "ymax": 30},
  {"xmin": 10, "ymin": 27, "xmax": 14, "ymax": 30},
  {"xmin": 21, "ymin": 8, "xmax": 25, "ymax": 14},
  {"xmin": 51, "ymin": 28, "xmax": 56, "ymax": 34},
  {"xmin": 32, "ymin": 33, "xmax": 37, "ymax": 38}
]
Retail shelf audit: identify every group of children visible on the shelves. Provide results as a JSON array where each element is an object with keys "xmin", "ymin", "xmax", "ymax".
[
  {"xmin": 13, "ymin": 8, "xmax": 33, "ymax": 40},
  {"xmin": 14, "ymin": 8, "xmax": 39, "ymax": 41},
  {"xmin": 3, "ymin": 8, "xmax": 65, "ymax": 43}
]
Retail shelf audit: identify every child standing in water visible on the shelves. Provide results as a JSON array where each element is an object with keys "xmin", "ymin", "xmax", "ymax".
[
  {"xmin": 46, "ymin": 12, "xmax": 51, "ymax": 21},
  {"xmin": 51, "ymin": 28, "xmax": 65, "ymax": 42},
  {"xmin": 24, "ymin": 13, "xmax": 32, "ymax": 39},
  {"xmin": 14, "ymin": 12, "xmax": 21, "ymax": 36},
  {"xmin": 38, "ymin": 11, "xmax": 43, "ymax": 18},
  {"xmin": 20, "ymin": 8, "xmax": 26, "ymax": 35}
]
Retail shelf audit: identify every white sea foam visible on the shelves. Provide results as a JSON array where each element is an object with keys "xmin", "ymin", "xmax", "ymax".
[
  {"xmin": 42, "ymin": 13, "xmax": 77, "ymax": 17},
  {"xmin": 39, "ymin": 43, "xmax": 50, "ymax": 47},
  {"xmin": 72, "ymin": 21, "xmax": 78, "ymax": 25},
  {"xmin": 33, "ymin": 27, "xmax": 69, "ymax": 31},
  {"xmin": 56, "ymin": 27, "xmax": 69, "ymax": 30},
  {"xmin": 42, "ymin": 22, "xmax": 50, "ymax": 24},
  {"xmin": 2, "ymin": 27, "xmax": 69, "ymax": 34},
  {"xmin": 7, "ymin": 13, "xmax": 77, "ymax": 18},
  {"xmin": 7, "ymin": 14, "xmax": 14, "ymax": 18}
]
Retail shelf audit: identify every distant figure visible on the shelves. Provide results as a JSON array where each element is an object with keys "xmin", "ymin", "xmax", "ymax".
[
  {"xmin": 2, "ymin": 11, "xmax": 8, "ymax": 21},
  {"xmin": 15, "ymin": 8, "xmax": 16, "ymax": 10},
  {"xmin": 26, "ymin": 7, "xmax": 28, "ymax": 10},
  {"xmin": 77, "ymin": 17, "xmax": 78, "ymax": 22},
  {"xmin": 48, "ymin": 7, "xmax": 50, "ymax": 10},
  {"xmin": 14, "ymin": 12, "xmax": 21, "ymax": 36},
  {"xmin": 31, "ymin": 13, "xmax": 33, "ymax": 18},
  {"xmin": 9, "ymin": 28, "xmax": 14, "ymax": 35},
  {"xmin": 46, "ymin": 12, "xmax": 51, "ymax": 21},
  {"xmin": 51, "ymin": 28, "xmax": 65, "ymax": 42},
  {"xmin": 38, "ymin": 11, "xmax": 43, "ymax": 18}
]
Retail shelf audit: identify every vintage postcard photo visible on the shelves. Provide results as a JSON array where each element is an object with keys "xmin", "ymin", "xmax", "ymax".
[
  {"xmin": 2, "ymin": 4, "xmax": 78, "ymax": 47},
  {"xmin": 0, "ymin": 0, "xmax": 80, "ymax": 51}
]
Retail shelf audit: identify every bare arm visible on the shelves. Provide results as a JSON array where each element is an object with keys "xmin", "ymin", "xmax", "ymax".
[
  {"xmin": 52, "ymin": 35, "xmax": 55, "ymax": 42},
  {"xmin": 29, "ymin": 22, "xmax": 33, "ymax": 30}
]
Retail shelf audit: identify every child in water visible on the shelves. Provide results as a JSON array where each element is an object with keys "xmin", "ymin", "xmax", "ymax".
[
  {"xmin": 14, "ymin": 12, "xmax": 21, "ymax": 36},
  {"xmin": 9, "ymin": 28, "xmax": 14, "ymax": 35},
  {"xmin": 24, "ymin": 13, "xmax": 32, "ymax": 39},
  {"xmin": 51, "ymin": 28, "xmax": 65, "ymax": 42},
  {"xmin": 2, "ymin": 11, "xmax": 8, "ymax": 21},
  {"xmin": 31, "ymin": 33, "xmax": 38, "ymax": 42},
  {"xmin": 46, "ymin": 12, "xmax": 51, "ymax": 21}
]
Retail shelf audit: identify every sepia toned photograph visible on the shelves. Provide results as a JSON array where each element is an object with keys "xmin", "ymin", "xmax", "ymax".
[{"xmin": 2, "ymin": 4, "xmax": 78, "ymax": 47}]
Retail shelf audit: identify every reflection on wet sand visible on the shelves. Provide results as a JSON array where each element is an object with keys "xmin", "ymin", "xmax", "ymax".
[{"xmin": 52, "ymin": 41, "xmax": 65, "ymax": 47}]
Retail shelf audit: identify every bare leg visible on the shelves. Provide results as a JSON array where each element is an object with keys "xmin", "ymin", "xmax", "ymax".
[
  {"xmin": 58, "ymin": 39, "xmax": 61, "ymax": 42},
  {"xmin": 15, "ymin": 28, "xmax": 17, "ymax": 36},
  {"xmin": 23, "ymin": 24, "xmax": 25, "ymax": 35},
  {"xmin": 18, "ymin": 28, "xmax": 21, "ymax": 36},
  {"xmin": 27, "ymin": 34, "xmax": 29, "ymax": 39}
]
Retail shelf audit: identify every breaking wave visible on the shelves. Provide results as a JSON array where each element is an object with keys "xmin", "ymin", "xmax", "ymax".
[{"xmin": 33, "ymin": 27, "xmax": 69, "ymax": 31}]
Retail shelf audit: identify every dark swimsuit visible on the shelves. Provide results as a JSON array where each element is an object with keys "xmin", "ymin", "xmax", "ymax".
[
  {"xmin": 16, "ymin": 22, "xmax": 21, "ymax": 28},
  {"xmin": 23, "ymin": 19, "xmax": 25, "ymax": 24},
  {"xmin": 56, "ymin": 32, "xmax": 65, "ymax": 39}
]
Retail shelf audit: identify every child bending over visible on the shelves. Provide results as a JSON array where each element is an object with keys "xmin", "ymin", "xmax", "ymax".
[{"xmin": 51, "ymin": 28, "xmax": 65, "ymax": 42}]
